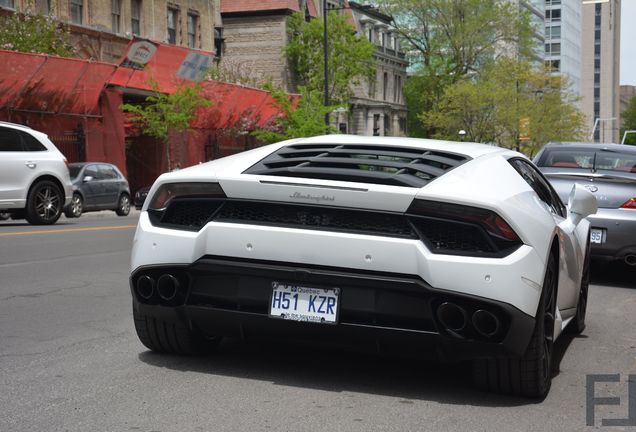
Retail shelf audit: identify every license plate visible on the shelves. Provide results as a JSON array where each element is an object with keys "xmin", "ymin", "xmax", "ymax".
[
  {"xmin": 590, "ymin": 228, "xmax": 604, "ymax": 244},
  {"xmin": 269, "ymin": 281, "xmax": 339, "ymax": 324}
]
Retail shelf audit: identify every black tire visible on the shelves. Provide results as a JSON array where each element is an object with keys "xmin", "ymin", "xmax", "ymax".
[
  {"xmin": 473, "ymin": 252, "xmax": 557, "ymax": 398},
  {"xmin": 64, "ymin": 193, "xmax": 83, "ymax": 218},
  {"xmin": 133, "ymin": 306, "xmax": 220, "ymax": 355},
  {"xmin": 25, "ymin": 180, "xmax": 63, "ymax": 225},
  {"xmin": 567, "ymin": 237, "xmax": 591, "ymax": 335},
  {"xmin": 0, "ymin": 212, "xmax": 9, "ymax": 221},
  {"xmin": 116, "ymin": 193, "xmax": 131, "ymax": 216}
]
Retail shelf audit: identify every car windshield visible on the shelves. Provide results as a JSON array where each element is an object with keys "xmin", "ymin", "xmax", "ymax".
[
  {"xmin": 68, "ymin": 165, "xmax": 83, "ymax": 179},
  {"xmin": 537, "ymin": 148, "xmax": 636, "ymax": 173}
]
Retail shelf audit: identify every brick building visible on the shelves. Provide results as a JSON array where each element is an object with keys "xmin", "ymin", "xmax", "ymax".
[{"xmin": 1, "ymin": 0, "xmax": 222, "ymax": 62}]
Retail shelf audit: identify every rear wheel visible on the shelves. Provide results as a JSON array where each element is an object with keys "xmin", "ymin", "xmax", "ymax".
[
  {"xmin": 64, "ymin": 193, "xmax": 83, "ymax": 218},
  {"xmin": 133, "ymin": 306, "xmax": 220, "ymax": 355},
  {"xmin": 473, "ymin": 252, "xmax": 557, "ymax": 398},
  {"xmin": 116, "ymin": 193, "xmax": 130, "ymax": 216},
  {"xmin": 25, "ymin": 180, "xmax": 63, "ymax": 225}
]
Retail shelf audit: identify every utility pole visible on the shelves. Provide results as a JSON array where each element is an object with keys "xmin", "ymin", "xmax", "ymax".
[{"xmin": 323, "ymin": 0, "xmax": 330, "ymax": 127}]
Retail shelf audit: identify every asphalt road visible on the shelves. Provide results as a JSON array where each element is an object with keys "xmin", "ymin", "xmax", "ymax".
[{"xmin": 1, "ymin": 212, "xmax": 635, "ymax": 432}]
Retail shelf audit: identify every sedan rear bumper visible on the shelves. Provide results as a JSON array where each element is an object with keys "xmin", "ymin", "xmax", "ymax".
[{"xmin": 588, "ymin": 208, "xmax": 636, "ymax": 262}]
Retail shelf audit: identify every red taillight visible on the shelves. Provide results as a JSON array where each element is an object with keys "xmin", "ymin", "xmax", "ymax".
[
  {"xmin": 148, "ymin": 182, "xmax": 226, "ymax": 210},
  {"xmin": 406, "ymin": 199, "xmax": 522, "ymax": 256},
  {"xmin": 483, "ymin": 214, "xmax": 520, "ymax": 242},
  {"xmin": 620, "ymin": 198, "xmax": 636, "ymax": 209},
  {"xmin": 63, "ymin": 158, "xmax": 69, "ymax": 168}
]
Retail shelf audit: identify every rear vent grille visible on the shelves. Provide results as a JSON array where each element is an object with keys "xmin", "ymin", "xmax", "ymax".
[
  {"xmin": 244, "ymin": 144, "xmax": 470, "ymax": 187},
  {"xmin": 214, "ymin": 200, "xmax": 418, "ymax": 238},
  {"xmin": 150, "ymin": 198, "xmax": 224, "ymax": 230},
  {"xmin": 410, "ymin": 218, "xmax": 495, "ymax": 254}
]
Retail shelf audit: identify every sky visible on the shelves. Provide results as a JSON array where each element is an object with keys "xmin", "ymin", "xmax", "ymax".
[{"xmin": 621, "ymin": 1, "xmax": 635, "ymax": 85}]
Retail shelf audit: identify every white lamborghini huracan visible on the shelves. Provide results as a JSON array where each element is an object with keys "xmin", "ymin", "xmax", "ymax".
[{"xmin": 130, "ymin": 135, "xmax": 597, "ymax": 397}]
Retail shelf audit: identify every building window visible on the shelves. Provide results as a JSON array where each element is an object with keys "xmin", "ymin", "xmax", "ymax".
[
  {"xmin": 167, "ymin": 8, "xmax": 179, "ymax": 44},
  {"xmin": 131, "ymin": 0, "xmax": 141, "ymax": 35},
  {"xmin": 368, "ymin": 76, "xmax": 376, "ymax": 99},
  {"xmin": 214, "ymin": 27, "xmax": 224, "ymax": 57},
  {"xmin": 0, "ymin": 0, "xmax": 15, "ymax": 8},
  {"xmin": 187, "ymin": 13, "xmax": 198, "ymax": 48},
  {"xmin": 70, "ymin": 0, "xmax": 83, "ymax": 24},
  {"xmin": 368, "ymin": 27, "xmax": 373, "ymax": 42},
  {"xmin": 383, "ymin": 72, "xmax": 388, "ymax": 101},
  {"xmin": 111, "ymin": 0, "xmax": 121, "ymax": 33}
]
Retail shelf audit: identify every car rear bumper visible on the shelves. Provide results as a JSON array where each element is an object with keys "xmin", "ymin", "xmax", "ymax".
[
  {"xmin": 588, "ymin": 209, "xmax": 636, "ymax": 261},
  {"xmin": 130, "ymin": 257, "xmax": 536, "ymax": 360}
]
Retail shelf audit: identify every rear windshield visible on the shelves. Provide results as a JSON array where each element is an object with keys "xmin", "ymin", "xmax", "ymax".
[
  {"xmin": 536, "ymin": 148, "xmax": 636, "ymax": 173},
  {"xmin": 68, "ymin": 165, "xmax": 83, "ymax": 179}
]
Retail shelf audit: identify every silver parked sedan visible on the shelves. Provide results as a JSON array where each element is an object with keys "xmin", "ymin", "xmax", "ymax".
[{"xmin": 534, "ymin": 142, "xmax": 636, "ymax": 266}]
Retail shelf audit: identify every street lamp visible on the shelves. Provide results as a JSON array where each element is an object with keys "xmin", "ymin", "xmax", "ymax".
[
  {"xmin": 323, "ymin": 0, "xmax": 330, "ymax": 127},
  {"xmin": 590, "ymin": 117, "xmax": 616, "ymax": 142},
  {"xmin": 458, "ymin": 130, "xmax": 466, "ymax": 142},
  {"xmin": 622, "ymin": 130, "xmax": 636, "ymax": 144}
]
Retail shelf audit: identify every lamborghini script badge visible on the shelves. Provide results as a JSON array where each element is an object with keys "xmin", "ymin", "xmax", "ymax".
[{"xmin": 289, "ymin": 192, "xmax": 335, "ymax": 203}]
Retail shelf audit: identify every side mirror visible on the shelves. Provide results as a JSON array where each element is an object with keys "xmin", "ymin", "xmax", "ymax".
[
  {"xmin": 567, "ymin": 184, "xmax": 598, "ymax": 226},
  {"xmin": 83, "ymin": 175, "xmax": 94, "ymax": 183}
]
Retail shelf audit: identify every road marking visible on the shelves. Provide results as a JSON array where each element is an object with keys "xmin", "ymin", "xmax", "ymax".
[{"xmin": 0, "ymin": 225, "xmax": 136, "ymax": 237}]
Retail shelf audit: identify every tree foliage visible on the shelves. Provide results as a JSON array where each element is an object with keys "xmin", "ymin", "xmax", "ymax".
[
  {"xmin": 620, "ymin": 96, "xmax": 636, "ymax": 145},
  {"xmin": 377, "ymin": 0, "xmax": 535, "ymax": 138},
  {"xmin": 252, "ymin": 85, "xmax": 336, "ymax": 144},
  {"xmin": 421, "ymin": 58, "xmax": 585, "ymax": 154},
  {"xmin": 286, "ymin": 11, "xmax": 375, "ymax": 106},
  {"xmin": 121, "ymin": 80, "xmax": 212, "ymax": 169},
  {"xmin": 0, "ymin": 7, "xmax": 74, "ymax": 57}
]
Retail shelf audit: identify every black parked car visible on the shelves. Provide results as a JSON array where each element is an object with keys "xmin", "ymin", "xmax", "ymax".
[
  {"xmin": 133, "ymin": 186, "xmax": 151, "ymax": 210},
  {"xmin": 64, "ymin": 162, "xmax": 131, "ymax": 218}
]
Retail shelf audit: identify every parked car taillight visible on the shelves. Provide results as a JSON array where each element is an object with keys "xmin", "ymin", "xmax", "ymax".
[
  {"xmin": 620, "ymin": 198, "xmax": 636, "ymax": 209},
  {"xmin": 406, "ymin": 199, "xmax": 522, "ymax": 257}
]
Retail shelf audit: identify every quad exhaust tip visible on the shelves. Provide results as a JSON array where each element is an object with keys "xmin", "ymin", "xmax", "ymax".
[
  {"xmin": 136, "ymin": 275, "xmax": 155, "ymax": 300},
  {"xmin": 157, "ymin": 274, "xmax": 180, "ymax": 301},
  {"xmin": 472, "ymin": 309, "xmax": 501, "ymax": 338},
  {"xmin": 437, "ymin": 302, "xmax": 468, "ymax": 332}
]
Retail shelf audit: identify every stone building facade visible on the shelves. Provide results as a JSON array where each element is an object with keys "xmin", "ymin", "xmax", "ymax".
[
  {"xmin": 346, "ymin": 1, "xmax": 407, "ymax": 137},
  {"xmin": 1, "ymin": 0, "xmax": 221, "ymax": 62},
  {"xmin": 219, "ymin": 0, "xmax": 317, "ymax": 90}
]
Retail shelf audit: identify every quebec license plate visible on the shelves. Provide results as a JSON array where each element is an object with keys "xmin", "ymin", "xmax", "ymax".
[
  {"xmin": 269, "ymin": 281, "xmax": 339, "ymax": 324},
  {"xmin": 590, "ymin": 228, "xmax": 605, "ymax": 244}
]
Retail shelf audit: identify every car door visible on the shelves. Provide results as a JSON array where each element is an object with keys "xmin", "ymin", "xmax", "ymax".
[
  {"xmin": 510, "ymin": 158, "xmax": 580, "ymax": 314},
  {"xmin": 0, "ymin": 126, "xmax": 48, "ymax": 208},
  {"xmin": 99, "ymin": 164, "xmax": 121, "ymax": 207},
  {"xmin": 81, "ymin": 164, "xmax": 103, "ymax": 208}
]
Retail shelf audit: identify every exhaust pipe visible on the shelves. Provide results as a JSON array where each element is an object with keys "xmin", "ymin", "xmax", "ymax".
[
  {"xmin": 624, "ymin": 254, "xmax": 636, "ymax": 267},
  {"xmin": 472, "ymin": 309, "xmax": 501, "ymax": 338},
  {"xmin": 157, "ymin": 274, "xmax": 180, "ymax": 301},
  {"xmin": 437, "ymin": 302, "xmax": 468, "ymax": 332},
  {"xmin": 136, "ymin": 275, "xmax": 155, "ymax": 300}
]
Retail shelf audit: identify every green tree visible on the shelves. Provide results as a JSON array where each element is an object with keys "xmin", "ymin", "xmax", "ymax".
[
  {"xmin": 121, "ymin": 80, "xmax": 212, "ymax": 170},
  {"xmin": 377, "ymin": 0, "xmax": 535, "ymax": 138},
  {"xmin": 285, "ymin": 11, "xmax": 375, "ymax": 106},
  {"xmin": 421, "ymin": 58, "xmax": 585, "ymax": 154},
  {"xmin": 0, "ymin": 6, "xmax": 74, "ymax": 57},
  {"xmin": 252, "ymin": 85, "xmax": 336, "ymax": 143},
  {"xmin": 620, "ymin": 96, "xmax": 636, "ymax": 145}
]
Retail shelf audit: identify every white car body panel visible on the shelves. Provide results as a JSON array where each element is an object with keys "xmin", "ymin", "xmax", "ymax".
[{"xmin": 132, "ymin": 135, "xmax": 593, "ymax": 338}]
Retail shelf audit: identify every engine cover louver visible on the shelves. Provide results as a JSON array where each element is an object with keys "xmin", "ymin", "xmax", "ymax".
[{"xmin": 243, "ymin": 143, "xmax": 471, "ymax": 187}]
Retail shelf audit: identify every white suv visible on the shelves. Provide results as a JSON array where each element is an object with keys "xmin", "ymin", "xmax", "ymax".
[{"xmin": 0, "ymin": 122, "xmax": 73, "ymax": 225}]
